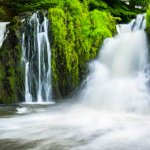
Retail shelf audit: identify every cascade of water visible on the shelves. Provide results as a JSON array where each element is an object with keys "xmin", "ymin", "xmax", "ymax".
[
  {"xmin": 22, "ymin": 12, "xmax": 52, "ymax": 103},
  {"xmin": 1, "ymin": 14, "xmax": 150, "ymax": 150},
  {"xmin": 81, "ymin": 14, "xmax": 150, "ymax": 115},
  {"xmin": 0, "ymin": 22, "xmax": 9, "ymax": 48}
]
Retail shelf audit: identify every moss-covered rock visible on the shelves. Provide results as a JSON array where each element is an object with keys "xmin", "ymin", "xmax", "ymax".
[
  {"xmin": 0, "ymin": 12, "xmax": 32, "ymax": 104},
  {"xmin": 146, "ymin": 7, "xmax": 150, "ymax": 61},
  {"xmin": 48, "ymin": 0, "xmax": 117, "ymax": 100},
  {"xmin": 0, "ymin": 7, "xmax": 7, "ymax": 22}
]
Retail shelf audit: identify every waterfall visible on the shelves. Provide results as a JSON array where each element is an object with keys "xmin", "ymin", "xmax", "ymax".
[
  {"xmin": 22, "ymin": 12, "xmax": 52, "ymax": 103},
  {"xmin": 81, "ymin": 14, "xmax": 150, "ymax": 115},
  {"xmin": 1, "ymin": 14, "xmax": 150, "ymax": 150},
  {"xmin": 0, "ymin": 22, "xmax": 9, "ymax": 48}
]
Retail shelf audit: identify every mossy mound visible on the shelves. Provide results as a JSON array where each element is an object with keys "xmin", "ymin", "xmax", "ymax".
[{"xmin": 48, "ymin": 0, "xmax": 117, "ymax": 99}]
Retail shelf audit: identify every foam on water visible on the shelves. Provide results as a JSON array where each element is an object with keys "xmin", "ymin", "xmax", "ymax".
[{"xmin": 1, "ymin": 105, "xmax": 150, "ymax": 150}]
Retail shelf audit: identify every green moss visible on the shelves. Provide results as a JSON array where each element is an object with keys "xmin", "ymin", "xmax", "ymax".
[
  {"xmin": 0, "ymin": 65, "xmax": 5, "ymax": 94},
  {"xmin": 0, "ymin": 44, "xmax": 23, "ymax": 104},
  {"xmin": 0, "ymin": 7, "xmax": 7, "ymax": 21},
  {"xmin": 11, "ymin": 17, "xmax": 22, "ymax": 31},
  {"xmin": 0, "ymin": 91, "xmax": 17, "ymax": 104},
  {"xmin": 0, "ymin": 11, "xmax": 24, "ymax": 104},
  {"xmin": 15, "ymin": 45, "xmax": 22, "ymax": 59},
  {"xmin": 0, "ymin": 64, "xmax": 5, "ymax": 80},
  {"xmin": 48, "ymin": 0, "xmax": 117, "ymax": 91},
  {"xmin": 146, "ymin": 7, "xmax": 150, "ymax": 34},
  {"xmin": 0, "ymin": 44, "xmax": 6, "ymax": 56},
  {"xmin": 8, "ymin": 68, "xmax": 15, "ymax": 92},
  {"xmin": 0, "ymin": 92, "xmax": 10, "ymax": 104},
  {"xmin": 51, "ymin": 48, "xmax": 59, "ymax": 87}
]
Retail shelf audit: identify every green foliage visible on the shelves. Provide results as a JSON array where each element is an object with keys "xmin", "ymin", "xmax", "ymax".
[
  {"xmin": 127, "ymin": 0, "xmax": 150, "ymax": 9},
  {"xmin": 48, "ymin": 0, "xmax": 117, "ymax": 89},
  {"xmin": 2, "ymin": 0, "xmax": 59, "ymax": 14},
  {"xmin": 1, "ymin": 0, "xmax": 148, "ymax": 21},
  {"xmin": 11, "ymin": 17, "xmax": 22, "ymax": 31},
  {"xmin": 87, "ymin": 0, "xmax": 144, "ymax": 23},
  {"xmin": 0, "ymin": 7, "xmax": 6, "ymax": 21},
  {"xmin": 146, "ymin": 7, "xmax": 150, "ymax": 34},
  {"xmin": 8, "ymin": 68, "xmax": 15, "ymax": 92}
]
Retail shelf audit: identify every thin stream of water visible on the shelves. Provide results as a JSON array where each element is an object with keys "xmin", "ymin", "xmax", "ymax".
[{"xmin": 22, "ymin": 12, "xmax": 52, "ymax": 103}]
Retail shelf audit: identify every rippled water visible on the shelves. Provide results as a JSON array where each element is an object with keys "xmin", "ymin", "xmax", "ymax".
[{"xmin": 1, "ymin": 102, "xmax": 150, "ymax": 150}]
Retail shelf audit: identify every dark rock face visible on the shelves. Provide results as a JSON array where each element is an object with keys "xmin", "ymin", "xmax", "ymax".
[
  {"xmin": 0, "ymin": 17, "xmax": 24, "ymax": 103},
  {"xmin": 0, "ymin": 12, "xmax": 32, "ymax": 104}
]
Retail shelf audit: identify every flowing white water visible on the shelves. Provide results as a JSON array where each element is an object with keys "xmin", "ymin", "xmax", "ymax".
[
  {"xmin": 1, "ymin": 14, "xmax": 150, "ymax": 150},
  {"xmin": 80, "ymin": 14, "xmax": 150, "ymax": 115},
  {"xmin": 0, "ymin": 22, "xmax": 9, "ymax": 48},
  {"xmin": 22, "ymin": 12, "xmax": 52, "ymax": 103}
]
